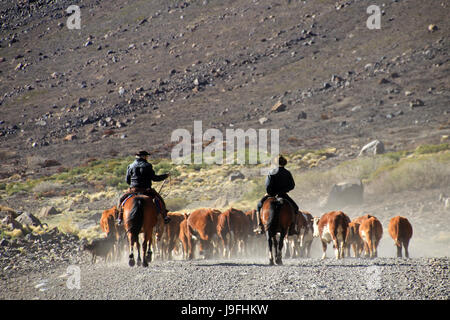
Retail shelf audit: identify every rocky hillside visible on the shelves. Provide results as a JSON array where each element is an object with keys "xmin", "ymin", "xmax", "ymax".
[{"xmin": 0, "ymin": 0, "xmax": 448, "ymax": 181}]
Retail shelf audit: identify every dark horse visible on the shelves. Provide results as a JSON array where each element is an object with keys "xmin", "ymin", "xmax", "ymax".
[
  {"xmin": 260, "ymin": 197, "xmax": 295, "ymax": 265},
  {"xmin": 122, "ymin": 195, "xmax": 158, "ymax": 267}
]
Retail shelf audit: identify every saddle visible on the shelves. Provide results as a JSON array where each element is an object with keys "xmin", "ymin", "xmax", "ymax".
[{"xmin": 120, "ymin": 188, "xmax": 163, "ymax": 214}]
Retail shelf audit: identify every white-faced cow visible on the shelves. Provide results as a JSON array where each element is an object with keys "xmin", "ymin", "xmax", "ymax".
[{"xmin": 313, "ymin": 211, "xmax": 350, "ymax": 259}]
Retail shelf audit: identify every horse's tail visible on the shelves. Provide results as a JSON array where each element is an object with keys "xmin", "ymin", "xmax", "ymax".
[
  {"xmin": 267, "ymin": 198, "xmax": 282, "ymax": 234},
  {"xmin": 127, "ymin": 197, "xmax": 145, "ymax": 242}
]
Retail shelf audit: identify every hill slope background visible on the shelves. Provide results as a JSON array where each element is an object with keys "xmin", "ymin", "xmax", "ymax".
[{"xmin": 0, "ymin": 0, "xmax": 449, "ymax": 258}]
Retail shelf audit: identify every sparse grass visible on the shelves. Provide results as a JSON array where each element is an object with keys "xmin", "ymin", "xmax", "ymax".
[
  {"xmin": 415, "ymin": 143, "xmax": 449, "ymax": 155},
  {"xmin": 166, "ymin": 198, "xmax": 191, "ymax": 212},
  {"xmin": 368, "ymin": 152, "xmax": 450, "ymax": 195}
]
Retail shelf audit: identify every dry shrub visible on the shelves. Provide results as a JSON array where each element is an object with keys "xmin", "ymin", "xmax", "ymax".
[{"xmin": 32, "ymin": 181, "xmax": 63, "ymax": 194}]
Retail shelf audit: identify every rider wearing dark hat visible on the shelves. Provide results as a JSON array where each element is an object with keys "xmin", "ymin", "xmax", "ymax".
[
  {"xmin": 116, "ymin": 150, "xmax": 171, "ymax": 225},
  {"xmin": 255, "ymin": 155, "xmax": 299, "ymax": 234}
]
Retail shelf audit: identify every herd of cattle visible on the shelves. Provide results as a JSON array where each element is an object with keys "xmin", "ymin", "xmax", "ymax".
[{"xmin": 90, "ymin": 206, "xmax": 413, "ymax": 264}]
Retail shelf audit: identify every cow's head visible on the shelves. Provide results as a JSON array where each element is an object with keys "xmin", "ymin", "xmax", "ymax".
[{"xmin": 313, "ymin": 217, "xmax": 320, "ymax": 237}]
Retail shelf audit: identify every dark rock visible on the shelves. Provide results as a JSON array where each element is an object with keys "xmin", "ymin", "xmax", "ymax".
[
  {"xmin": 229, "ymin": 171, "xmax": 245, "ymax": 181},
  {"xmin": 323, "ymin": 82, "xmax": 331, "ymax": 89},
  {"xmin": 297, "ymin": 111, "xmax": 307, "ymax": 119},
  {"xmin": 16, "ymin": 212, "xmax": 43, "ymax": 227},
  {"xmin": 41, "ymin": 159, "xmax": 61, "ymax": 168},
  {"xmin": 326, "ymin": 179, "xmax": 364, "ymax": 209},
  {"xmin": 39, "ymin": 206, "xmax": 59, "ymax": 217},
  {"xmin": 410, "ymin": 99, "xmax": 425, "ymax": 108},
  {"xmin": 271, "ymin": 101, "xmax": 287, "ymax": 113}
]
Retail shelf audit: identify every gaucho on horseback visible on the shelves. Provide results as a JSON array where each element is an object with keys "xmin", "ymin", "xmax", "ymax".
[
  {"xmin": 116, "ymin": 150, "xmax": 171, "ymax": 225},
  {"xmin": 255, "ymin": 155, "xmax": 299, "ymax": 234}
]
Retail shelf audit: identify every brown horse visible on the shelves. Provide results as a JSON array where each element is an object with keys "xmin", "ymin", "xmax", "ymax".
[
  {"xmin": 122, "ymin": 195, "xmax": 159, "ymax": 267},
  {"xmin": 260, "ymin": 197, "xmax": 295, "ymax": 265}
]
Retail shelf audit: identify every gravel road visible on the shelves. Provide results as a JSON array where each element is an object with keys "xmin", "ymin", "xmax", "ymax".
[{"xmin": 2, "ymin": 256, "xmax": 448, "ymax": 300}]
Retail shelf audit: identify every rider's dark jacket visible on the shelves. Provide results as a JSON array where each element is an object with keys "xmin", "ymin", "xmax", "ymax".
[
  {"xmin": 126, "ymin": 158, "xmax": 168, "ymax": 189},
  {"xmin": 265, "ymin": 167, "xmax": 295, "ymax": 196}
]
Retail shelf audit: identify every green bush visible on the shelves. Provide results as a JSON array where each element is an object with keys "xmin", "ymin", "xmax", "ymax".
[{"xmin": 415, "ymin": 143, "xmax": 449, "ymax": 155}]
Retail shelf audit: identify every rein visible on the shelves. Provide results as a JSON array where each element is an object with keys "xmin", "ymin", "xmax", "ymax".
[{"xmin": 158, "ymin": 173, "xmax": 172, "ymax": 198}]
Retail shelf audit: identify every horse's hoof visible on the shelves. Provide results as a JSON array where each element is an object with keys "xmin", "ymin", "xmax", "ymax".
[
  {"xmin": 137, "ymin": 259, "xmax": 142, "ymax": 266},
  {"xmin": 129, "ymin": 259, "xmax": 135, "ymax": 267},
  {"xmin": 142, "ymin": 260, "xmax": 148, "ymax": 267},
  {"xmin": 269, "ymin": 259, "xmax": 274, "ymax": 265},
  {"xmin": 276, "ymin": 259, "xmax": 283, "ymax": 265}
]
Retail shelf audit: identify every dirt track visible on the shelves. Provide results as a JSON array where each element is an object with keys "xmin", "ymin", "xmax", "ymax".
[{"xmin": 2, "ymin": 256, "xmax": 448, "ymax": 300}]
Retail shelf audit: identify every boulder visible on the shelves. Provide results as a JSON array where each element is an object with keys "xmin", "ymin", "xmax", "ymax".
[
  {"xmin": 297, "ymin": 111, "xmax": 307, "ymax": 119},
  {"xmin": 41, "ymin": 159, "xmax": 61, "ymax": 168},
  {"xmin": 16, "ymin": 212, "xmax": 42, "ymax": 227},
  {"xmin": 39, "ymin": 206, "xmax": 59, "ymax": 217},
  {"xmin": 428, "ymin": 24, "xmax": 438, "ymax": 32},
  {"xmin": 1, "ymin": 214, "xmax": 23, "ymax": 230},
  {"xmin": 270, "ymin": 101, "xmax": 287, "ymax": 113},
  {"xmin": 326, "ymin": 180, "xmax": 364, "ymax": 209},
  {"xmin": 258, "ymin": 117, "xmax": 269, "ymax": 125},
  {"xmin": 229, "ymin": 171, "xmax": 245, "ymax": 181},
  {"xmin": 410, "ymin": 99, "xmax": 424, "ymax": 108},
  {"xmin": 358, "ymin": 140, "xmax": 385, "ymax": 156}
]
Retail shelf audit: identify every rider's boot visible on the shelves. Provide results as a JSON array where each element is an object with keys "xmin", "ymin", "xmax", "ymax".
[
  {"xmin": 254, "ymin": 209, "xmax": 264, "ymax": 234},
  {"xmin": 153, "ymin": 196, "xmax": 171, "ymax": 224}
]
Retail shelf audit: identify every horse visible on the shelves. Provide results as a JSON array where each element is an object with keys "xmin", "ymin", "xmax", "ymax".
[
  {"xmin": 100, "ymin": 206, "xmax": 126, "ymax": 261},
  {"xmin": 260, "ymin": 197, "xmax": 295, "ymax": 265},
  {"xmin": 121, "ymin": 194, "xmax": 159, "ymax": 267}
]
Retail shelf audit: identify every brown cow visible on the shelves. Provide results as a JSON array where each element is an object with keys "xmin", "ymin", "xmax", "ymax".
[
  {"xmin": 217, "ymin": 208, "xmax": 251, "ymax": 258},
  {"xmin": 352, "ymin": 214, "xmax": 374, "ymax": 225},
  {"xmin": 187, "ymin": 208, "xmax": 221, "ymax": 259},
  {"xmin": 244, "ymin": 209, "xmax": 258, "ymax": 232},
  {"xmin": 244, "ymin": 209, "xmax": 265, "ymax": 256},
  {"xmin": 345, "ymin": 221, "xmax": 364, "ymax": 258},
  {"xmin": 313, "ymin": 211, "xmax": 350, "ymax": 259},
  {"xmin": 346, "ymin": 213, "xmax": 375, "ymax": 258},
  {"xmin": 179, "ymin": 213, "xmax": 193, "ymax": 260},
  {"xmin": 388, "ymin": 216, "xmax": 413, "ymax": 258},
  {"xmin": 299, "ymin": 211, "xmax": 314, "ymax": 258},
  {"xmin": 100, "ymin": 206, "xmax": 118, "ymax": 238},
  {"xmin": 359, "ymin": 216, "xmax": 383, "ymax": 258},
  {"xmin": 160, "ymin": 212, "xmax": 185, "ymax": 260}
]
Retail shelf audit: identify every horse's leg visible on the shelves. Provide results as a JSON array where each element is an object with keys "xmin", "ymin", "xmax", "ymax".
[
  {"xmin": 142, "ymin": 233, "xmax": 149, "ymax": 267},
  {"xmin": 147, "ymin": 231, "xmax": 153, "ymax": 263},
  {"xmin": 276, "ymin": 232, "xmax": 285, "ymax": 265},
  {"xmin": 128, "ymin": 234, "xmax": 135, "ymax": 267},
  {"xmin": 136, "ymin": 237, "xmax": 141, "ymax": 266},
  {"xmin": 267, "ymin": 232, "xmax": 274, "ymax": 265}
]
